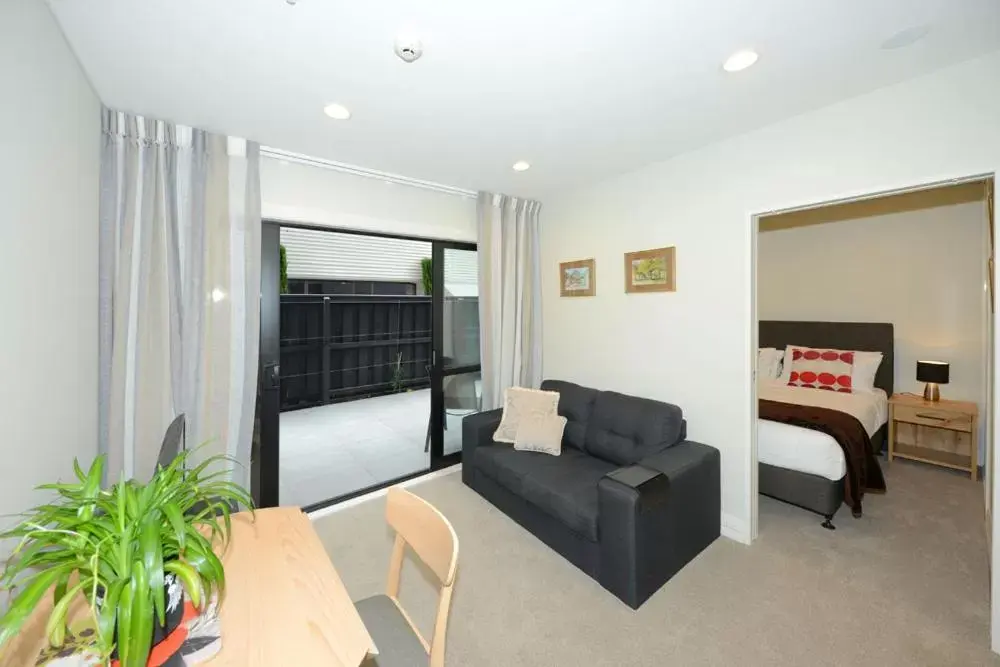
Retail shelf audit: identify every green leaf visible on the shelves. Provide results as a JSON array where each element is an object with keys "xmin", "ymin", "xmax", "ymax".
[
  {"xmin": 124, "ymin": 482, "xmax": 139, "ymax": 521},
  {"xmin": 125, "ymin": 561, "xmax": 152, "ymax": 667},
  {"xmin": 2, "ymin": 538, "xmax": 50, "ymax": 587},
  {"xmin": 164, "ymin": 560, "xmax": 202, "ymax": 609},
  {"xmin": 140, "ymin": 513, "xmax": 165, "ymax": 626},
  {"xmin": 184, "ymin": 538, "xmax": 225, "ymax": 591},
  {"xmin": 117, "ymin": 471, "xmax": 128, "ymax": 532},
  {"xmin": 0, "ymin": 564, "xmax": 74, "ymax": 651},
  {"xmin": 73, "ymin": 457, "xmax": 87, "ymax": 483},
  {"xmin": 97, "ymin": 579, "xmax": 124, "ymax": 649},
  {"xmin": 163, "ymin": 502, "xmax": 187, "ymax": 553},
  {"xmin": 52, "ymin": 568, "xmax": 70, "ymax": 610},
  {"xmin": 118, "ymin": 575, "xmax": 133, "ymax": 666},
  {"xmin": 78, "ymin": 456, "xmax": 104, "ymax": 521},
  {"xmin": 45, "ymin": 581, "xmax": 85, "ymax": 647}
]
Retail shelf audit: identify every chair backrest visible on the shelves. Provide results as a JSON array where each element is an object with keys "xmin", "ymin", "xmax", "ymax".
[
  {"xmin": 442, "ymin": 374, "xmax": 478, "ymax": 411},
  {"xmin": 156, "ymin": 413, "xmax": 186, "ymax": 472},
  {"xmin": 384, "ymin": 487, "xmax": 459, "ymax": 667}
]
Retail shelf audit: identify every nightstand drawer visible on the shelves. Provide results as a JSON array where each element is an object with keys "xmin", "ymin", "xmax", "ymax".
[{"xmin": 893, "ymin": 404, "xmax": 972, "ymax": 432}]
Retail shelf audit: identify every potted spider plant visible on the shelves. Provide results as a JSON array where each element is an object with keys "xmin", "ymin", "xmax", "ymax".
[{"xmin": 0, "ymin": 449, "xmax": 253, "ymax": 666}]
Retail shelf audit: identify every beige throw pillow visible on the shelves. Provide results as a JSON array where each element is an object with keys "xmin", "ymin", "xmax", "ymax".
[
  {"xmin": 514, "ymin": 414, "xmax": 568, "ymax": 456},
  {"xmin": 493, "ymin": 387, "xmax": 560, "ymax": 444}
]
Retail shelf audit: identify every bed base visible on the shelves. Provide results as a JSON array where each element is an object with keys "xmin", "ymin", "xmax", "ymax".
[
  {"xmin": 759, "ymin": 424, "xmax": 886, "ymax": 529},
  {"xmin": 759, "ymin": 463, "xmax": 845, "ymax": 529}
]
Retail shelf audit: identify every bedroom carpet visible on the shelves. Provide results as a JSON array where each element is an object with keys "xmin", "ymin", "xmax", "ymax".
[{"xmin": 312, "ymin": 459, "xmax": 998, "ymax": 667}]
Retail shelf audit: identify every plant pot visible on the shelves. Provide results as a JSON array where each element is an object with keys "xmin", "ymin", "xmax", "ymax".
[{"xmin": 99, "ymin": 573, "xmax": 185, "ymax": 660}]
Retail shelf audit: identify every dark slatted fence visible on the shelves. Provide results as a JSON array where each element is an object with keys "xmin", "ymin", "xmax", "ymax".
[{"xmin": 279, "ymin": 294, "xmax": 432, "ymax": 411}]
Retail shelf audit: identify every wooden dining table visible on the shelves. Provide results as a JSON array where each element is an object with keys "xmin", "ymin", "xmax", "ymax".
[{"xmin": 0, "ymin": 507, "xmax": 377, "ymax": 666}]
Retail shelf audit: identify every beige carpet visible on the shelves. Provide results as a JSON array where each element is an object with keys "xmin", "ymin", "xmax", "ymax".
[{"xmin": 313, "ymin": 459, "xmax": 999, "ymax": 667}]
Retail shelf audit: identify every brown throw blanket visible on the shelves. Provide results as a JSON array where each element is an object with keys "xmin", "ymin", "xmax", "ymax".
[{"xmin": 759, "ymin": 399, "xmax": 886, "ymax": 516}]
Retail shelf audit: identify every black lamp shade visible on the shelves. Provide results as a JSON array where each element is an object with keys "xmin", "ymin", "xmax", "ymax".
[{"xmin": 916, "ymin": 360, "xmax": 950, "ymax": 384}]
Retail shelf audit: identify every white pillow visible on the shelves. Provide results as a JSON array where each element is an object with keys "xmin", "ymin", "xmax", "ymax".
[
  {"xmin": 851, "ymin": 351, "xmax": 884, "ymax": 393},
  {"xmin": 514, "ymin": 414, "xmax": 568, "ymax": 456},
  {"xmin": 757, "ymin": 347, "xmax": 784, "ymax": 381},
  {"xmin": 778, "ymin": 345, "xmax": 884, "ymax": 393},
  {"xmin": 493, "ymin": 387, "xmax": 560, "ymax": 444}
]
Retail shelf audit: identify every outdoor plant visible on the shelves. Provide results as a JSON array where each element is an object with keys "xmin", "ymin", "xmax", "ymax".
[
  {"xmin": 391, "ymin": 351, "xmax": 406, "ymax": 393},
  {"xmin": 420, "ymin": 257, "xmax": 432, "ymax": 295},
  {"xmin": 279, "ymin": 244, "xmax": 289, "ymax": 294},
  {"xmin": 0, "ymin": 450, "xmax": 253, "ymax": 666}
]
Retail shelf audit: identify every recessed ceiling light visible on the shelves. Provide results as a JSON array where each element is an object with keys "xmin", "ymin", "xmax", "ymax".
[
  {"xmin": 512, "ymin": 161, "xmax": 531, "ymax": 172},
  {"xmin": 723, "ymin": 49, "xmax": 758, "ymax": 73},
  {"xmin": 323, "ymin": 103, "xmax": 351, "ymax": 120},
  {"xmin": 881, "ymin": 25, "xmax": 931, "ymax": 50}
]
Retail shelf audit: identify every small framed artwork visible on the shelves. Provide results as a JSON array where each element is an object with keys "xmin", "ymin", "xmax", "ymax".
[
  {"xmin": 559, "ymin": 258, "xmax": 596, "ymax": 297},
  {"xmin": 624, "ymin": 246, "xmax": 676, "ymax": 293}
]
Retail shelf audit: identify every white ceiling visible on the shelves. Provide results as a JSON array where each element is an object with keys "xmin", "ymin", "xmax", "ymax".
[{"xmin": 49, "ymin": 0, "xmax": 1000, "ymax": 199}]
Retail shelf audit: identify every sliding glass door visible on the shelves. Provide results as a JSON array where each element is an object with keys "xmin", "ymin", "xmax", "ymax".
[
  {"xmin": 254, "ymin": 223, "xmax": 479, "ymax": 510},
  {"xmin": 430, "ymin": 242, "xmax": 482, "ymax": 464}
]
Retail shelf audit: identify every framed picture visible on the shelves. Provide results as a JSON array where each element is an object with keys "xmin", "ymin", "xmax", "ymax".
[
  {"xmin": 559, "ymin": 258, "xmax": 596, "ymax": 297},
  {"xmin": 624, "ymin": 246, "xmax": 676, "ymax": 293}
]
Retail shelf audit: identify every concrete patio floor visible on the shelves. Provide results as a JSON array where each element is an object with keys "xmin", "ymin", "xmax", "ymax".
[{"xmin": 279, "ymin": 389, "xmax": 467, "ymax": 507}]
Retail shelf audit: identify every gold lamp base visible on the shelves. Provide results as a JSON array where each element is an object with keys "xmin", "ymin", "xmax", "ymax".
[{"xmin": 923, "ymin": 382, "xmax": 940, "ymax": 402}]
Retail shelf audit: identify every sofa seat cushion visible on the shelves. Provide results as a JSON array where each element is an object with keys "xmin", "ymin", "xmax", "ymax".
[
  {"xmin": 540, "ymin": 380, "xmax": 599, "ymax": 452},
  {"xmin": 585, "ymin": 391, "xmax": 685, "ymax": 465},
  {"xmin": 473, "ymin": 444, "xmax": 615, "ymax": 541}
]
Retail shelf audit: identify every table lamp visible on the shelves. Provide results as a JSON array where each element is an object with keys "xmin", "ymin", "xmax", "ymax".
[{"xmin": 916, "ymin": 360, "xmax": 949, "ymax": 402}]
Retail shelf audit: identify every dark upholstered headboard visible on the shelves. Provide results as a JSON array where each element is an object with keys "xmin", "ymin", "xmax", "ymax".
[{"xmin": 759, "ymin": 321, "xmax": 894, "ymax": 396}]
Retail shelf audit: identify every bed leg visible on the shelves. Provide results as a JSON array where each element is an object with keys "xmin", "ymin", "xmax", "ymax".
[{"xmin": 821, "ymin": 516, "xmax": 836, "ymax": 530}]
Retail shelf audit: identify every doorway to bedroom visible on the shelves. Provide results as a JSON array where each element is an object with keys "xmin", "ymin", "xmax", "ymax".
[
  {"xmin": 749, "ymin": 174, "xmax": 996, "ymax": 645},
  {"xmin": 753, "ymin": 179, "xmax": 994, "ymax": 526},
  {"xmin": 753, "ymin": 178, "xmax": 995, "ymax": 528}
]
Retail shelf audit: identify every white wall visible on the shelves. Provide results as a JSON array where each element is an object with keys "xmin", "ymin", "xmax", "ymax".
[
  {"xmin": 758, "ymin": 202, "xmax": 988, "ymax": 460},
  {"xmin": 541, "ymin": 51, "xmax": 1000, "ymax": 548},
  {"xmin": 261, "ymin": 157, "xmax": 477, "ymax": 242},
  {"xmin": 0, "ymin": 2, "xmax": 100, "ymax": 546}
]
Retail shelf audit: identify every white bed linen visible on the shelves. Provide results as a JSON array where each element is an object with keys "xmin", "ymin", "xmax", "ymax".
[{"xmin": 757, "ymin": 382, "xmax": 888, "ymax": 481}]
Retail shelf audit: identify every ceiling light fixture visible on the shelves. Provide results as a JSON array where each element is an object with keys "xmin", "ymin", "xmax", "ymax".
[
  {"xmin": 323, "ymin": 103, "xmax": 351, "ymax": 120},
  {"xmin": 723, "ymin": 49, "xmax": 758, "ymax": 72},
  {"xmin": 881, "ymin": 25, "xmax": 931, "ymax": 50},
  {"xmin": 512, "ymin": 161, "xmax": 531, "ymax": 172}
]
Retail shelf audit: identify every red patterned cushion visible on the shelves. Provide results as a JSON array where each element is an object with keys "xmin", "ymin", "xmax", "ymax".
[{"xmin": 786, "ymin": 346, "xmax": 854, "ymax": 393}]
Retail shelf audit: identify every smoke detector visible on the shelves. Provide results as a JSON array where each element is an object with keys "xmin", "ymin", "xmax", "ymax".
[{"xmin": 394, "ymin": 35, "xmax": 424, "ymax": 63}]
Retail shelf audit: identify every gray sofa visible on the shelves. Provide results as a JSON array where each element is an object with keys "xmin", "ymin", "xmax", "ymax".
[{"xmin": 462, "ymin": 379, "xmax": 720, "ymax": 609}]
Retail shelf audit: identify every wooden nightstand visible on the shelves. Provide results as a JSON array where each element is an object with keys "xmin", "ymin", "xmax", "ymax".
[{"xmin": 888, "ymin": 394, "xmax": 979, "ymax": 480}]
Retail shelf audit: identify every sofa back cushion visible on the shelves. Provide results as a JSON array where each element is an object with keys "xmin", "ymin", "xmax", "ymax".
[
  {"xmin": 540, "ymin": 379, "xmax": 599, "ymax": 451},
  {"xmin": 584, "ymin": 391, "xmax": 685, "ymax": 465}
]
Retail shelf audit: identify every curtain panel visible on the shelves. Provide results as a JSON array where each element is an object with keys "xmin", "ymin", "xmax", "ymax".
[
  {"xmin": 476, "ymin": 192, "xmax": 543, "ymax": 410},
  {"xmin": 98, "ymin": 108, "xmax": 261, "ymax": 485}
]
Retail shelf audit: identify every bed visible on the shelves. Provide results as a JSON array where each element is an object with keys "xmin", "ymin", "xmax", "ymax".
[{"xmin": 758, "ymin": 321, "xmax": 892, "ymax": 529}]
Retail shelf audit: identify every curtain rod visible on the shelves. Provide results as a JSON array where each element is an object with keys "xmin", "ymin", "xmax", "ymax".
[{"xmin": 260, "ymin": 147, "xmax": 478, "ymax": 199}]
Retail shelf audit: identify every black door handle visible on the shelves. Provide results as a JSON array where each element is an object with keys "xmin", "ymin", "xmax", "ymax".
[{"xmin": 263, "ymin": 362, "xmax": 280, "ymax": 390}]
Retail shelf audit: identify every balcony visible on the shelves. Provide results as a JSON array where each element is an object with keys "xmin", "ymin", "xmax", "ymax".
[{"xmin": 279, "ymin": 388, "xmax": 469, "ymax": 507}]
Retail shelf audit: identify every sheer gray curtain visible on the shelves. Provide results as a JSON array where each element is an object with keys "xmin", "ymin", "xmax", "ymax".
[
  {"xmin": 477, "ymin": 192, "xmax": 543, "ymax": 410},
  {"xmin": 98, "ymin": 108, "xmax": 261, "ymax": 485}
]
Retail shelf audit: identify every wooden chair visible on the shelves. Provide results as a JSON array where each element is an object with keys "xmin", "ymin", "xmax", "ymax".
[{"xmin": 355, "ymin": 487, "xmax": 459, "ymax": 667}]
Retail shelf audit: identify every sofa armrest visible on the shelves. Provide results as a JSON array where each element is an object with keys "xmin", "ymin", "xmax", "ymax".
[
  {"xmin": 462, "ymin": 408, "xmax": 503, "ymax": 484},
  {"xmin": 638, "ymin": 440, "xmax": 720, "ymax": 484},
  {"xmin": 597, "ymin": 441, "xmax": 720, "ymax": 608}
]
